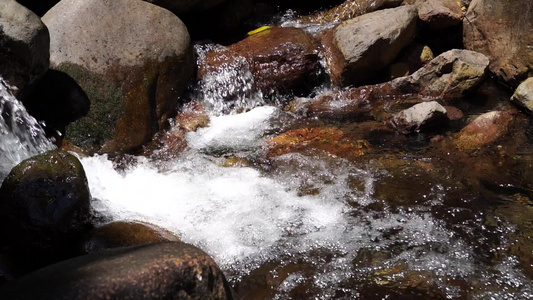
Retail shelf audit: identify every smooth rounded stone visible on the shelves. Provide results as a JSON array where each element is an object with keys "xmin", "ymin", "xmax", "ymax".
[
  {"xmin": 299, "ymin": 0, "xmax": 403, "ymax": 24},
  {"xmin": 320, "ymin": 5, "xmax": 417, "ymax": 86},
  {"xmin": 390, "ymin": 101, "xmax": 448, "ymax": 134},
  {"xmin": 143, "ymin": 0, "xmax": 226, "ymax": 15},
  {"xmin": 0, "ymin": 0, "xmax": 49, "ymax": 98},
  {"xmin": 0, "ymin": 242, "xmax": 234, "ymax": 300},
  {"xmin": 511, "ymin": 77, "xmax": 533, "ymax": 114},
  {"xmin": 198, "ymin": 27, "xmax": 320, "ymax": 97},
  {"xmin": 82, "ymin": 221, "xmax": 180, "ymax": 253},
  {"xmin": 42, "ymin": 0, "xmax": 194, "ymax": 154},
  {"xmin": 463, "ymin": 0, "xmax": 533, "ymax": 86},
  {"xmin": 416, "ymin": 0, "xmax": 463, "ymax": 30},
  {"xmin": 454, "ymin": 110, "xmax": 517, "ymax": 151},
  {"xmin": 0, "ymin": 150, "xmax": 92, "ymax": 269}
]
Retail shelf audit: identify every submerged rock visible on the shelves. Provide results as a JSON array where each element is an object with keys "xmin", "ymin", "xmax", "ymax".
[
  {"xmin": 0, "ymin": 0, "xmax": 49, "ymax": 98},
  {"xmin": 82, "ymin": 221, "xmax": 180, "ymax": 254},
  {"xmin": 454, "ymin": 110, "xmax": 517, "ymax": 151},
  {"xmin": 390, "ymin": 101, "xmax": 448, "ymax": 134},
  {"xmin": 511, "ymin": 77, "xmax": 533, "ymax": 114},
  {"xmin": 0, "ymin": 150, "xmax": 92, "ymax": 271},
  {"xmin": 320, "ymin": 5, "xmax": 417, "ymax": 86},
  {"xmin": 42, "ymin": 0, "xmax": 194, "ymax": 154},
  {"xmin": 463, "ymin": 0, "xmax": 533, "ymax": 86},
  {"xmin": 288, "ymin": 49, "xmax": 489, "ymax": 120},
  {"xmin": 198, "ymin": 27, "xmax": 320, "ymax": 98},
  {"xmin": 0, "ymin": 242, "xmax": 234, "ymax": 300},
  {"xmin": 267, "ymin": 126, "xmax": 370, "ymax": 158}
]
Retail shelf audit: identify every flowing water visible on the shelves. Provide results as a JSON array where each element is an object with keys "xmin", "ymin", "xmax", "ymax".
[{"xmin": 2, "ymin": 20, "xmax": 533, "ymax": 300}]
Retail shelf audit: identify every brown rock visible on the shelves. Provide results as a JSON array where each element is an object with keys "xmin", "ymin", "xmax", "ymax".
[
  {"xmin": 267, "ymin": 126, "xmax": 370, "ymax": 158},
  {"xmin": 455, "ymin": 110, "xmax": 517, "ymax": 151},
  {"xmin": 82, "ymin": 221, "xmax": 180, "ymax": 253},
  {"xmin": 463, "ymin": 0, "xmax": 533, "ymax": 86},
  {"xmin": 417, "ymin": 0, "xmax": 463, "ymax": 30},
  {"xmin": 0, "ymin": 242, "xmax": 234, "ymax": 300},
  {"xmin": 198, "ymin": 27, "xmax": 320, "ymax": 97}
]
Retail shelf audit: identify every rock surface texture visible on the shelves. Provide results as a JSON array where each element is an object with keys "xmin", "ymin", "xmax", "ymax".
[
  {"xmin": 511, "ymin": 77, "xmax": 533, "ymax": 114},
  {"xmin": 463, "ymin": 0, "xmax": 533, "ymax": 86},
  {"xmin": 320, "ymin": 5, "xmax": 418, "ymax": 86},
  {"xmin": 0, "ymin": 242, "xmax": 234, "ymax": 300},
  {"xmin": 390, "ymin": 101, "xmax": 448, "ymax": 134},
  {"xmin": 416, "ymin": 0, "xmax": 463, "ymax": 30},
  {"xmin": 42, "ymin": 0, "xmax": 194, "ymax": 154},
  {"xmin": 0, "ymin": 0, "xmax": 49, "ymax": 98}
]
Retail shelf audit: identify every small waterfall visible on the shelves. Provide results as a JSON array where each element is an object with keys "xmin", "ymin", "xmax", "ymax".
[{"xmin": 0, "ymin": 78, "xmax": 55, "ymax": 182}]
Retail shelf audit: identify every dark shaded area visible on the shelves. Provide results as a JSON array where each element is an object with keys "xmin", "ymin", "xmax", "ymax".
[
  {"xmin": 16, "ymin": 0, "xmax": 59, "ymax": 16},
  {"xmin": 23, "ymin": 69, "xmax": 90, "ymax": 141}
]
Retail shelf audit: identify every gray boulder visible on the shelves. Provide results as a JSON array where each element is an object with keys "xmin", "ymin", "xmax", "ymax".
[
  {"xmin": 0, "ymin": 0, "xmax": 49, "ymax": 98},
  {"xmin": 463, "ymin": 0, "xmax": 533, "ymax": 86},
  {"xmin": 42, "ymin": 0, "xmax": 194, "ymax": 154},
  {"xmin": 390, "ymin": 101, "xmax": 448, "ymax": 134},
  {"xmin": 0, "ymin": 242, "xmax": 234, "ymax": 300},
  {"xmin": 511, "ymin": 77, "xmax": 533, "ymax": 114},
  {"xmin": 417, "ymin": 0, "xmax": 463, "ymax": 30},
  {"xmin": 320, "ymin": 5, "xmax": 418, "ymax": 86}
]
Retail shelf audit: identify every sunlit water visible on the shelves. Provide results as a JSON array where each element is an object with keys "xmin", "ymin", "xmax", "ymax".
[{"xmin": 0, "ymin": 78, "xmax": 55, "ymax": 182}]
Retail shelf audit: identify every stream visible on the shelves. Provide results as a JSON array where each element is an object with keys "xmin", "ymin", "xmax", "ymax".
[{"xmin": 1, "ymin": 17, "xmax": 533, "ymax": 300}]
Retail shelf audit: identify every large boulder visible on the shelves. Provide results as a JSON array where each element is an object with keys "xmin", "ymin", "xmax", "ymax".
[
  {"xmin": 42, "ymin": 0, "xmax": 194, "ymax": 154},
  {"xmin": 0, "ymin": 242, "xmax": 234, "ymax": 300},
  {"xmin": 511, "ymin": 77, "xmax": 533, "ymax": 114},
  {"xmin": 0, "ymin": 150, "xmax": 92, "ymax": 271},
  {"xmin": 463, "ymin": 0, "xmax": 533, "ymax": 86},
  {"xmin": 0, "ymin": 0, "xmax": 49, "ymax": 98},
  {"xmin": 320, "ymin": 5, "xmax": 417, "ymax": 86},
  {"xmin": 143, "ymin": 0, "xmax": 226, "ymax": 15},
  {"xmin": 198, "ymin": 27, "xmax": 320, "ymax": 101},
  {"xmin": 288, "ymin": 49, "xmax": 489, "ymax": 120}
]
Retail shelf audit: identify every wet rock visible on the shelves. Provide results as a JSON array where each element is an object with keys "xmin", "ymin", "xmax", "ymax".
[
  {"xmin": 299, "ymin": 0, "xmax": 403, "ymax": 24},
  {"xmin": 463, "ymin": 0, "xmax": 533, "ymax": 86},
  {"xmin": 454, "ymin": 110, "xmax": 517, "ymax": 151},
  {"xmin": 42, "ymin": 0, "xmax": 194, "ymax": 154},
  {"xmin": 82, "ymin": 221, "xmax": 180, "ymax": 254},
  {"xmin": 417, "ymin": 0, "xmax": 463, "ymax": 30},
  {"xmin": 443, "ymin": 105, "xmax": 464, "ymax": 120},
  {"xmin": 511, "ymin": 77, "xmax": 533, "ymax": 114},
  {"xmin": 288, "ymin": 49, "xmax": 489, "ymax": 120},
  {"xmin": 198, "ymin": 27, "xmax": 320, "ymax": 98},
  {"xmin": 320, "ymin": 5, "xmax": 417, "ymax": 86},
  {"xmin": 267, "ymin": 126, "xmax": 370, "ymax": 158},
  {"xmin": 0, "ymin": 242, "xmax": 234, "ymax": 300},
  {"xmin": 0, "ymin": 150, "xmax": 92, "ymax": 271},
  {"xmin": 0, "ymin": 0, "xmax": 49, "ymax": 98},
  {"xmin": 144, "ymin": 0, "xmax": 226, "ymax": 15},
  {"xmin": 390, "ymin": 101, "xmax": 448, "ymax": 134}
]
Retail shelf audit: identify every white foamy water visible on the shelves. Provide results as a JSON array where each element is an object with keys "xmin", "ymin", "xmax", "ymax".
[
  {"xmin": 78, "ymin": 105, "xmax": 533, "ymax": 298},
  {"xmin": 0, "ymin": 78, "xmax": 55, "ymax": 182}
]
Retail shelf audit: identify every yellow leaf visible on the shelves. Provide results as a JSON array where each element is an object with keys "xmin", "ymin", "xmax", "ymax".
[{"xmin": 247, "ymin": 26, "xmax": 271, "ymax": 36}]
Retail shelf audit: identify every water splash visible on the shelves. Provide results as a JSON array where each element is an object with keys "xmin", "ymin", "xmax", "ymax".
[{"xmin": 0, "ymin": 78, "xmax": 54, "ymax": 182}]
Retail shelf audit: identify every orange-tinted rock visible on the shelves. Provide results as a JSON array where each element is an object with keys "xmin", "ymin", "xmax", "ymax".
[
  {"xmin": 198, "ymin": 27, "xmax": 320, "ymax": 96},
  {"xmin": 267, "ymin": 126, "xmax": 370, "ymax": 158},
  {"xmin": 299, "ymin": 0, "xmax": 403, "ymax": 24},
  {"xmin": 82, "ymin": 221, "xmax": 180, "ymax": 253},
  {"xmin": 455, "ymin": 110, "xmax": 517, "ymax": 151}
]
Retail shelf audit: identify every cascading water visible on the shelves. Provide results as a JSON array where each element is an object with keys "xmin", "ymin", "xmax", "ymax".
[{"xmin": 0, "ymin": 78, "xmax": 55, "ymax": 183}]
